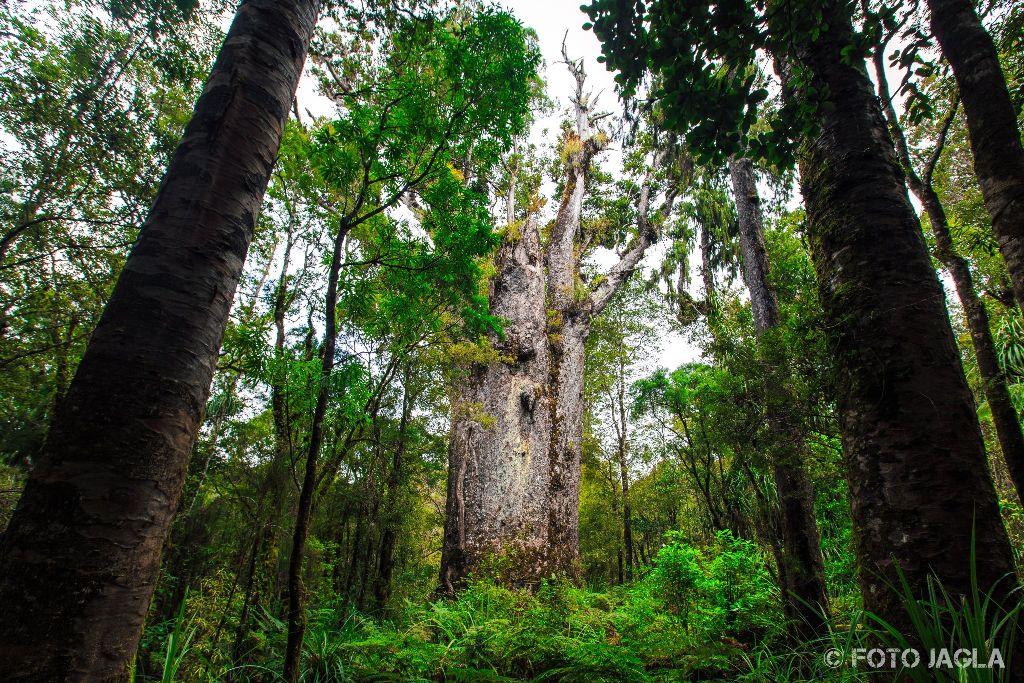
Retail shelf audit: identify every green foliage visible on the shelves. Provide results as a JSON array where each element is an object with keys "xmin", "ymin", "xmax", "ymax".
[
  {"xmin": 652, "ymin": 530, "xmax": 780, "ymax": 641},
  {"xmin": 160, "ymin": 592, "xmax": 197, "ymax": 683},
  {"xmin": 863, "ymin": 545, "xmax": 1021, "ymax": 683},
  {"xmin": 996, "ymin": 313, "xmax": 1024, "ymax": 380},
  {"xmin": 168, "ymin": 574, "xmax": 793, "ymax": 681},
  {"xmin": 0, "ymin": 0, "xmax": 220, "ymax": 464},
  {"xmin": 304, "ymin": 6, "xmax": 539, "ymax": 345},
  {"xmin": 581, "ymin": 0, "xmax": 770, "ymax": 164},
  {"xmin": 9, "ymin": 0, "xmax": 1021, "ymax": 681}
]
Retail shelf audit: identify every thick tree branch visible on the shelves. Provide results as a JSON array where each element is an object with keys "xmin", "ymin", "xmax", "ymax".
[{"xmin": 587, "ymin": 145, "xmax": 683, "ymax": 316}]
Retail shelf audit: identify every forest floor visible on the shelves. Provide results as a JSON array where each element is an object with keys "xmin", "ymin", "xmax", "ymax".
[
  {"xmin": 147, "ymin": 533, "xmax": 871, "ymax": 682},
  {"xmin": 212, "ymin": 580, "xmax": 863, "ymax": 682}
]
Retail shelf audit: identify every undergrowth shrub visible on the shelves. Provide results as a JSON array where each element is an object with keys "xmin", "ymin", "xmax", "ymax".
[
  {"xmin": 148, "ymin": 533, "xmax": 887, "ymax": 681},
  {"xmin": 650, "ymin": 530, "xmax": 780, "ymax": 643}
]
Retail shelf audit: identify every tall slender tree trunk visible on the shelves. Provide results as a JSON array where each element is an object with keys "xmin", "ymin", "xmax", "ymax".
[
  {"xmin": 772, "ymin": 0, "xmax": 1017, "ymax": 634},
  {"xmin": 373, "ymin": 365, "xmax": 414, "ymax": 612},
  {"xmin": 699, "ymin": 223, "xmax": 716, "ymax": 306},
  {"xmin": 728, "ymin": 156, "xmax": 829, "ymax": 637},
  {"xmin": 926, "ymin": 0, "xmax": 1024, "ymax": 313},
  {"xmin": 610, "ymin": 357, "xmax": 633, "ymax": 582},
  {"xmin": 233, "ymin": 232, "xmax": 298, "ymax": 665},
  {"xmin": 230, "ymin": 528, "xmax": 266, "ymax": 670},
  {"xmin": 870, "ymin": 52, "xmax": 1024, "ymax": 505},
  {"xmin": 617, "ymin": 443, "xmax": 633, "ymax": 582},
  {"xmin": 608, "ymin": 464, "xmax": 623, "ymax": 584},
  {"xmin": 283, "ymin": 221, "xmax": 348, "ymax": 683},
  {"xmin": 0, "ymin": 0, "xmax": 318, "ymax": 678}
]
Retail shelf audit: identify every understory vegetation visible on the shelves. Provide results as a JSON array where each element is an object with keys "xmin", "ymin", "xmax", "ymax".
[
  {"xmin": 144, "ymin": 533, "xmax": 839, "ymax": 682},
  {"xmin": 142, "ymin": 533, "xmax": 1024, "ymax": 682}
]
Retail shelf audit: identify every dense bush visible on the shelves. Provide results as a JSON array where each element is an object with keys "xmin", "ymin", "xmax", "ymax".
[
  {"xmin": 650, "ymin": 530, "xmax": 779, "ymax": 643},
  {"xmin": 149, "ymin": 533, "xmax": 870, "ymax": 681}
]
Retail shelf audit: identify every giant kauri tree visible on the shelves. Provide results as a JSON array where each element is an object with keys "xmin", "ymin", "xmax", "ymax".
[
  {"xmin": 281, "ymin": 11, "xmax": 539, "ymax": 677},
  {"xmin": 5, "ymin": 0, "xmax": 1024, "ymax": 677},
  {"xmin": 440, "ymin": 53, "xmax": 687, "ymax": 590}
]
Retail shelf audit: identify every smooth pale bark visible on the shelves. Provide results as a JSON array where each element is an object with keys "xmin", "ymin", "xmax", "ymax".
[
  {"xmin": 870, "ymin": 52, "xmax": 1024, "ymax": 505},
  {"xmin": 0, "ymin": 0, "xmax": 318, "ymax": 678},
  {"xmin": 727, "ymin": 156, "xmax": 829, "ymax": 638},
  {"xmin": 772, "ymin": 0, "xmax": 1017, "ymax": 633},
  {"xmin": 926, "ymin": 0, "xmax": 1024, "ymax": 313}
]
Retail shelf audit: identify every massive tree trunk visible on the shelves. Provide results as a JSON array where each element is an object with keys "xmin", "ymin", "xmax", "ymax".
[
  {"xmin": 0, "ymin": 0, "xmax": 319, "ymax": 678},
  {"xmin": 772, "ymin": 0, "xmax": 1017, "ymax": 634},
  {"xmin": 441, "ymin": 55, "xmax": 681, "ymax": 589},
  {"xmin": 728, "ymin": 156, "xmax": 830, "ymax": 638},
  {"xmin": 440, "ymin": 209, "xmax": 553, "ymax": 591},
  {"xmin": 926, "ymin": 0, "xmax": 1024, "ymax": 313},
  {"xmin": 870, "ymin": 51, "xmax": 1024, "ymax": 506},
  {"xmin": 539, "ymin": 63, "xmax": 604, "ymax": 577},
  {"xmin": 545, "ymin": 319, "xmax": 589, "ymax": 576}
]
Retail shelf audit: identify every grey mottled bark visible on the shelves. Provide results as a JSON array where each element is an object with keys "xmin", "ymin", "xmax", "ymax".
[
  {"xmin": 441, "ymin": 54, "xmax": 682, "ymax": 587},
  {"xmin": 440, "ymin": 211, "xmax": 553, "ymax": 590},
  {"xmin": 729, "ymin": 158, "xmax": 778, "ymax": 335}
]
